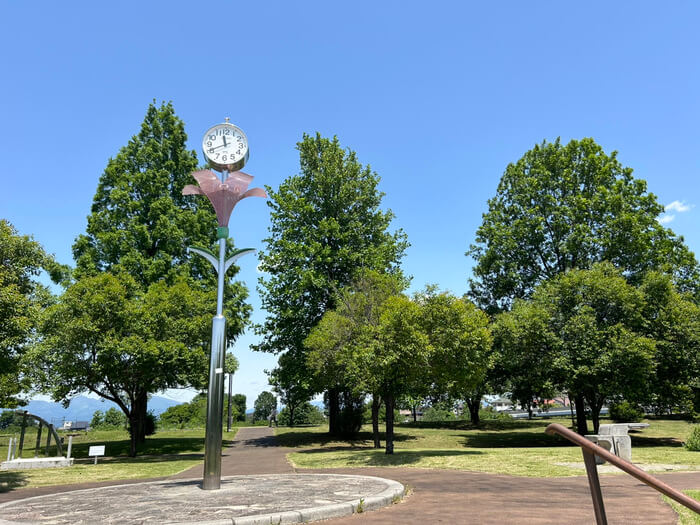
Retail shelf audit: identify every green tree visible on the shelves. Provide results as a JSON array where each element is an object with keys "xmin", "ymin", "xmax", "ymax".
[
  {"xmin": 498, "ymin": 263, "xmax": 656, "ymax": 434},
  {"xmin": 415, "ymin": 288, "xmax": 492, "ymax": 424},
  {"xmin": 278, "ymin": 402, "xmax": 325, "ymax": 426},
  {"xmin": 255, "ymin": 133, "xmax": 408, "ymax": 435},
  {"xmin": 90, "ymin": 410, "xmax": 104, "ymax": 429},
  {"xmin": 0, "ymin": 220, "xmax": 68, "ymax": 407},
  {"xmin": 306, "ymin": 270, "xmax": 405, "ymax": 445},
  {"xmin": 29, "ymin": 272, "xmax": 216, "ymax": 455},
  {"xmin": 639, "ymin": 272, "xmax": 700, "ymax": 414},
  {"xmin": 232, "ymin": 394, "xmax": 246, "ymax": 422},
  {"xmin": 268, "ymin": 352, "xmax": 314, "ymax": 428},
  {"xmin": 103, "ymin": 407, "xmax": 127, "ymax": 428},
  {"xmin": 468, "ymin": 138, "xmax": 700, "ymax": 312},
  {"xmin": 65, "ymin": 102, "xmax": 251, "ymax": 441},
  {"xmin": 253, "ymin": 391, "xmax": 276, "ymax": 422}
]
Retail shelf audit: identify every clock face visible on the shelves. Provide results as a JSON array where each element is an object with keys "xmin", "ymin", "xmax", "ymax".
[{"xmin": 202, "ymin": 123, "xmax": 249, "ymax": 171}]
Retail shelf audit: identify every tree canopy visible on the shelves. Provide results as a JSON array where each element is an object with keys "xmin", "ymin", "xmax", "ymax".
[
  {"xmin": 0, "ymin": 220, "xmax": 67, "ymax": 407},
  {"xmin": 468, "ymin": 138, "xmax": 700, "ymax": 312},
  {"xmin": 255, "ymin": 133, "xmax": 408, "ymax": 434}
]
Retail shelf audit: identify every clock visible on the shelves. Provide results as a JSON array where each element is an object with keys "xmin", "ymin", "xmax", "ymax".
[{"xmin": 202, "ymin": 121, "xmax": 249, "ymax": 172}]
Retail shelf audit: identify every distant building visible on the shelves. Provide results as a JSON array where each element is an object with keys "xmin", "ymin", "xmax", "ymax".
[{"xmin": 62, "ymin": 421, "xmax": 89, "ymax": 431}]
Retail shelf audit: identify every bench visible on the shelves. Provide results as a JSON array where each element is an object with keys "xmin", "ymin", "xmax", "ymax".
[{"xmin": 585, "ymin": 423, "xmax": 649, "ymax": 464}]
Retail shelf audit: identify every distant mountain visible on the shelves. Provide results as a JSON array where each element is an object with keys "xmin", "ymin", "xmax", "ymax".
[{"xmin": 3, "ymin": 396, "xmax": 182, "ymax": 426}]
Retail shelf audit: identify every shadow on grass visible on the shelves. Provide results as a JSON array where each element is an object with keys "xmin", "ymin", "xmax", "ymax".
[
  {"xmin": 274, "ymin": 430, "xmax": 418, "ymax": 449},
  {"xmin": 630, "ymin": 435, "xmax": 684, "ymax": 448},
  {"xmin": 68, "ymin": 437, "xmax": 211, "ymax": 458},
  {"xmin": 457, "ymin": 430, "xmax": 569, "ymax": 448},
  {"xmin": 398, "ymin": 419, "xmax": 550, "ymax": 431},
  {"xmin": 294, "ymin": 448, "xmax": 482, "ymax": 467},
  {"xmin": 0, "ymin": 471, "xmax": 28, "ymax": 493}
]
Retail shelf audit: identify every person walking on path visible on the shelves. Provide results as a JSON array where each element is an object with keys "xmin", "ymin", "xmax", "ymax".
[{"xmin": 268, "ymin": 406, "xmax": 278, "ymax": 427}]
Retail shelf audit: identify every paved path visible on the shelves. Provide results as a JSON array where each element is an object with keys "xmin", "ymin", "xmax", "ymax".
[{"xmin": 1, "ymin": 426, "xmax": 699, "ymax": 524}]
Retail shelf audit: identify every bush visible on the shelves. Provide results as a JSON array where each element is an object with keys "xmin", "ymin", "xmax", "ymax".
[
  {"xmin": 479, "ymin": 406, "xmax": 512, "ymax": 421},
  {"xmin": 609, "ymin": 401, "xmax": 644, "ymax": 423},
  {"xmin": 685, "ymin": 425, "xmax": 700, "ymax": 451},
  {"xmin": 422, "ymin": 407, "xmax": 457, "ymax": 422},
  {"xmin": 278, "ymin": 402, "xmax": 325, "ymax": 426}
]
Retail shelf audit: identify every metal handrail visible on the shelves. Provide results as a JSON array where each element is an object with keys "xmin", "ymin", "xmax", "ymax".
[{"xmin": 545, "ymin": 423, "xmax": 700, "ymax": 524}]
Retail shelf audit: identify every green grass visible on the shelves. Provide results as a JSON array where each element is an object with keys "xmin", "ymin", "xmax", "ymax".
[
  {"xmin": 0, "ymin": 427, "xmax": 238, "ymax": 491},
  {"xmin": 279, "ymin": 418, "xmax": 700, "ymax": 478},
  {"xmin": 663, "ymin": 490, "xmax": 700, "ymax": 525}
]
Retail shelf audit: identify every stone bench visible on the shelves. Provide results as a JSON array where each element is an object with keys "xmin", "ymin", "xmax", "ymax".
[{"xmin": 585, "ymin": 423, "xmax": 649, "ymax": 464}]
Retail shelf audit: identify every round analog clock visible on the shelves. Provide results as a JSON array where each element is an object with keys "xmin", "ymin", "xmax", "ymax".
[{"xmin": 202, "ymin": 121, "xmax": 249, "ymax": 172}]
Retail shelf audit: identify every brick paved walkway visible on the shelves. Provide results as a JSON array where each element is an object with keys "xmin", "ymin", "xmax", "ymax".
[{"xmin": 1, "ymin": 426, "xmax": 698, "ymax": 524}]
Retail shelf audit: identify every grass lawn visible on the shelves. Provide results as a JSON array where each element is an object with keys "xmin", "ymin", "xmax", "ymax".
[
  {"xmin": 664, "ymin": 491, "xmax": 700, "ymax": 525},
  {"xmin": 0, "ymin": 427, "xmax": 238, "ymax": 492},
  {"xmin": 279, "ymin": 418, "xmax": 700, "ymax": 478}
]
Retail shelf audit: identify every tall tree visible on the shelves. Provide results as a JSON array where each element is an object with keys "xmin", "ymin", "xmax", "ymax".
[
  {"xmin": 255, "ymin": 133, "xmax": 408, "ymax": 435},
  {"xmin": 639, "ymin": 272, "xmax": 700, "ymax": 414},
  {"xmin": 51, "ymin": 102, "xmax": 250, "ymax": 441},
  {"xmin": 468, "ymin": 138, "xmax": 700, "ymax": 312},
  {"xmin": 415, "ymin": 289, "xmax": 493, "ymax": 424},
  {"xmin": 253, "ymin": 391, "xmax": 277, "ymax": 422},
  {"xmin": 29, "ymin": 273, "xmax": 217, "ymax": 455},
  {"xmin": 306, "ymin": 271, "xmax": 405, "ymax": 445},
  {"xmin": 497, "ymin": 263, "xmax": 656, "ymax": 434},
  {"xmin": 0, "ymin": 220, "xmax": 67, "ymax": 407},
  {"xmin": 268, "ymin": 351, "xmax": 315, "ymax": 428}
]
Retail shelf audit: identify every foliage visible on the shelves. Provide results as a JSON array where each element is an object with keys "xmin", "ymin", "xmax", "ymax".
[
  {"xmin": 495, "ymin": 263, "xmax": 656, "ymax": 434},
  {"xmin": 255, "ymin": 133, "xmax": 408, "ymax": 434},
  {"xmin": 468, "ymin": 137, "xmax": 700, "ymax": 312},
  {"xmin": 0, "ymin": 220, "xmax": 68, "ymax": 407},
  {"xmin": 608, "ymin": 401, "xmax": 644, "ymax": 423},
  {"xmin": 231, "ymin": 394, "xmax": 246, "ymax": 422},
  {"xmin": 28, "ymin": 272, "xmax": 217, "ymax": 455},
  {"xmin": 685, "ymin": 426, "xmax": 700, "ymax": 451},
  {"xmin": 253, "ymin": 391, "xmax": 277, "ymax": 422},
  {"xmin": 421, "ymin": 406, "xmax": 457, "ymax": 422},
  {"xmin": 639, "ymin": 272, "xmax": 700, "ymax": 415},
  {"xmin": 362, "ymin": 402, "xmax": 401, "ymax": 424},
  {"xmin": 278, "ymin": 402, "xmax": 325, "ymax": 426},
  {"xmin": 225, "ymin": 352, "xmax": 239, "ymax": 375},
  {"xmin": 60, "ymin": 101, "xmax": 251, "ymax": 449},
  {"xmin": 90, "ymin": 407, "xmax": 128, "ymax": 429},
  {"xmin": 268, "ymin": 351, "xmax": 314, "ymax": 427},
  {"xmin": 415, "ymin": 288, "xmax": 492, "ymax": 418}
]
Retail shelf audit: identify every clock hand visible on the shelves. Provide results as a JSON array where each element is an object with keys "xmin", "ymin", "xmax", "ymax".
[{"xmin": 223, "ymin": 135, "xmax": 227, "ymax": 147}]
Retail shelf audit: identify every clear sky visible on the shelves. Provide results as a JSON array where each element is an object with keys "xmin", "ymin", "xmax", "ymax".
[{"xmin": 2, "ymin": 2, "xmax": 698, "ymax": 407}]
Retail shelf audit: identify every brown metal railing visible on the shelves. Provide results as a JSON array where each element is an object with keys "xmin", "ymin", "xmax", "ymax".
[{"xmin": 545, "ymin": 423, "xmax": 700, "ymax": 524}]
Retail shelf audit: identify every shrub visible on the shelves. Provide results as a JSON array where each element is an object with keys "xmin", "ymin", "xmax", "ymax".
[
  {"xmin": 279, "ymin": 402, "xmax": 325, "ymax": 426},
  {"xmin": 609, "ymin": 401, "xmax": 644, "ymax": 423},
  {"xmin": 685, "ymin": 425, "xmax": 700, "ymax": 451},
  {"xmin": 422, "ymin": 407, "xmax": 456, "ymax": 422},
  {"xmin": 479, "ymin": 406, "xmax": 512, "ymax": 421}
]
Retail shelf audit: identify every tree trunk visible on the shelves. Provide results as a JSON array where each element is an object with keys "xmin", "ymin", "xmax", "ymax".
[
  {"xmin": 384, "ymin": 392, "xmax": 395, "ymax": 455},
  {"xmin": 466, "ymin": 395, "xmax": 481, "ymax": 425},
  {"xmin": 371, "ymin": 394, "xmax": 381, "ymax": 449},
  {"xmin": 527, "ymin": 401, "xmax": 533, "ymax": 420},
  {"xmin": 134, "ymin": 394, "xmax": 148, "ymax": 444},
  {"xmin": 585, "ymin": 392, "xmax": 605, "ymax": 434},
  {"xmin": 412, "ymin": 403, "xmax": 417, "ymax": 423},
  {"xmin": 289, "ymin": 404, "xmax": 295, "ymax": 427},
  {"xmin": 568, "ymin": 393, "xmax": 576, "ymax": 429},
  {"xmin": 128, "ymin": 410, "xmax": 139, "ymax": 457},
  {"xmin": 574, "ymin": 394, "xmax": 588, "ymax": 435},
  {"xmin": 328, "ymin": 388, "xmax": 340, "ymax": 436}
]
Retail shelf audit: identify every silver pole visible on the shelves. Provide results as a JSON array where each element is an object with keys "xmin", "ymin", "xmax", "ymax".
[
  {"xmin": 6, "ymin": 437, "xmax": 13, "ymax": 461},
  {"xmin": 67, "ymin": 435, "xmax": 73, "ymax": 459},
  {"xmin": 202, "ymin": 233, "xmax": 228, "ymax": 490}
]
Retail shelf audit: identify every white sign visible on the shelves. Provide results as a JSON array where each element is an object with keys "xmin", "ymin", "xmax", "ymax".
[{"xmin": 88, "ymin": 445, "xmax": 105, "ymax": 456}]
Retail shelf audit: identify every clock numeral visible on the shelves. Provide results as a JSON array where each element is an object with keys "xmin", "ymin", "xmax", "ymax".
[
  {"xmin": 222, "ymin": 154, "xmax": 227, "ymax": 161},
  {"xmin": 209, "ymin": 134, "xmax": 215, "ymax": 141},
  {"xmin": 208, "ymin": 148, "xmax": 215, "ymax": 153},
  {"xmin": 224, "ymin": 129, "xmax": 230, "ymax": 135},
  {"xmin": 207, "ymin": 141, "xmax": 212, "ymax": 147},
  {"xmin": 215, "ymin": 153, "xmax": 220, "ymax": 159}
]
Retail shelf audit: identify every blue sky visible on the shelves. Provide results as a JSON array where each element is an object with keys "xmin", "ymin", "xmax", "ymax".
[{"xmin": 2, "ymin": 2, "xmax": 698, "ymax": 406}]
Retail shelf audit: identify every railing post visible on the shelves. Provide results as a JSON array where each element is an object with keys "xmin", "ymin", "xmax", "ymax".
[
  {"xmin": 35, "ymin": 423, "xmax": 43, "ymax": 457},
  {"xmin": 582, "ymin": 449, "xmax": 608, "ymax": 525}
]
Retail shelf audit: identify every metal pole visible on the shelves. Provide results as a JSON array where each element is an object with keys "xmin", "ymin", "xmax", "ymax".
[
  {"xmin": 202, "ymin": 234, "xmax": 227, "ymax": 490},
  {"xmin": 582, "ymin": 449, "xmax": 608, "ymax": 525},
  {"xmin": 35, "ymin": 423, "xmax": 43, "ymax": 457},
  {"xmin": 227, "ymin": 372, "xmax": 233, "ymax": 432},
  {"xmin": 67, "ymin": 435, "xmax": 73, "ymax": 459},
  {"xmin": 7, "ymin": 437, "xmax": 13, "ymax": 461}
]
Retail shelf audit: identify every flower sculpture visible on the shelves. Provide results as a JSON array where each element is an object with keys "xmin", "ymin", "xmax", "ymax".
[{"xmin": 182, "ymin": 169, "xmax": 267, "ymax": 227}]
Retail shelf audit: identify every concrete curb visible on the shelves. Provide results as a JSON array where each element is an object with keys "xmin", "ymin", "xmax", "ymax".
[{"xmin": 0, "ymin": 473, "xmax": 405, "ymax": 525}]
